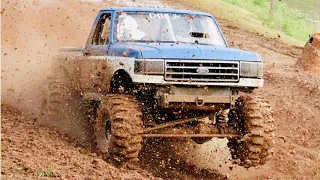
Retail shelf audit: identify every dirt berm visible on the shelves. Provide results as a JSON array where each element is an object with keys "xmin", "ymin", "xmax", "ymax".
[
  {"xmin": 299, "ymin": 33, "xmax": 320, "ymax": 74},
  {"xmin": 2, "ymin": 0, "xmax": 320, "ymax": 179}
]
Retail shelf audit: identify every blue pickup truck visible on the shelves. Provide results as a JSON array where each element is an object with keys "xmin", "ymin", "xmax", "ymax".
[{"xmin": 39, "ymin": 7, "xmax": 275, "ymax": 169}]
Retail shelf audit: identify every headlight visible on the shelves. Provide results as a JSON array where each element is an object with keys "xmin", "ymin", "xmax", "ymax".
[
  {"xmin": 240, "ymin": 61, "xmax": 263, "ymax": 78},
  {"xmin": 134, "ymin": 59, "xmax": 164, "ymax": 75}
]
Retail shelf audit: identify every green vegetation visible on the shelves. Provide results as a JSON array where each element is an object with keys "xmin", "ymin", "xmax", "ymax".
[
  {"xmin": 166, "ymin": 0, "xmax": 315, "ymax": 46},
  {"xmin": 222, "ymin": 0, "xmax": 315, "ymax": 41},
  {"xmin": 37, "ymin": 168, "xmax": 55, "ymax": 177}
]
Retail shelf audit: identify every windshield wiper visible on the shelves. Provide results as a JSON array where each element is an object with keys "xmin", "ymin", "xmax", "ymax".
[
  {"xmin": 175, "ymin": 41, "xmax": 213, "ymax": 46},
  {"xmin": 119, "ymin": 40, "xmax": 176, "ymax": 44}
]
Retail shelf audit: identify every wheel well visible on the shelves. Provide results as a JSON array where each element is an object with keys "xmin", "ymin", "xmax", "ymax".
[{"xmin": 110, "ymin": 70, "xmax": 134, "ymax": 93}]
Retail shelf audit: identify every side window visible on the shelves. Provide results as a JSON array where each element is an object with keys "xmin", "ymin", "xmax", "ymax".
[{"xmin": 92, "ymin": 13, "xmax": 112, "ymax": 45}]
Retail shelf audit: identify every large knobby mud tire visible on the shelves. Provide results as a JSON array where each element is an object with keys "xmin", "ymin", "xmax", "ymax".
[
  {"xmin": 39, "ymin": 68, "xmax": 72, "ymax": 126},
  {"xmin": 38, "ymin": 67, "xmax": 87, "ymax": 143},
  {"xmin": 94, "ymin": 94, "xmax": 143, "ymax": 169},
  {"xmin": 228, "ymin": 95, "xmax": 276, "ymax": 168}
]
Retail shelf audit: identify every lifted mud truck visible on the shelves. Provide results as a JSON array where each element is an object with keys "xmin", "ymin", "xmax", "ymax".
[{"xmin": 39, "ymin": 8, "xmax": 275, "ymax": 168}]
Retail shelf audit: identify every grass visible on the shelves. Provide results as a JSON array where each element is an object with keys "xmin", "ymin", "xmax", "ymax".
[
  {"xmin": 222, "ymin": 0, "xmax": 315, "ymax": 41},
  {"xmin": 37, "ymin": 168, "xmax": 55, "ymax": 177},
  {"xmin": 165, "ymin": 0, "xmax": 315, "ymax": 46}
]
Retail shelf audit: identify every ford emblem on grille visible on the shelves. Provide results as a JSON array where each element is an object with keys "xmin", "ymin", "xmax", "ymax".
[{"xmin": 196, "ymin": 67, "xmax": 210, "ymax": 74}]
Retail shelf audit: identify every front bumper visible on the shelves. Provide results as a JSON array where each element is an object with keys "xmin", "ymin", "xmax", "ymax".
[
  {"xmin": 155, "ymin": 86, "xmax": 236, "ymax": 110},
  {"xmin": 132, "ymin": 74, "xmax": 263, "ymax": 87}
]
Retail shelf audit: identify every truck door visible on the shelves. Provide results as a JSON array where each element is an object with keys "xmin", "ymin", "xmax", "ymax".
[{"xmin": 85, "ymin": 11, "xmax": 113, "ymax": 56}]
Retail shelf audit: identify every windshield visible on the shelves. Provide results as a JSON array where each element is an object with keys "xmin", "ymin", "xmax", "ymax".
[{"xmin": 115, "ymin": 12, "xmax": 226, "ymax": 46}]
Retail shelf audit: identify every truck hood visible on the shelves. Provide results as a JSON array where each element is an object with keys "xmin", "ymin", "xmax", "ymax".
[{"xmin": 109, "ymin": 42, "xmax": 261, "ymax": 61}]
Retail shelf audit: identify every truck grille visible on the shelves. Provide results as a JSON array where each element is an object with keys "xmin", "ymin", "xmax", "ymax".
[{"xmin": 165, "ymin": 60, "xmax": 239, "ymax": 82}]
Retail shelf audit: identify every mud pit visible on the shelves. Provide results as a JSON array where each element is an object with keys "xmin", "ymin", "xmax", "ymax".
[{"xmin": 2, "ymin": 0, "xmax": 320, "ymax": 179}]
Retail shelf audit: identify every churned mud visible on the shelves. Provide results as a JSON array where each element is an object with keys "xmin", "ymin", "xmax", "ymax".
[
  {"xmin": 2, "ymin": 0, "xmax": 320, "ymax": 179},
  {"xmin": 1, "ymin": 103, "xmax": 158, "ymax": 179}
]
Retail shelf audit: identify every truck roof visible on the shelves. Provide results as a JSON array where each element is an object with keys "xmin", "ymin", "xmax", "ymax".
[{"xmin": 101, "ymin": 7, "xmax": 212, "ymax": 16}]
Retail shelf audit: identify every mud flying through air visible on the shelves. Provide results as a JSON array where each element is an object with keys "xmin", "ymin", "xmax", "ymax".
[{"xmin": 2, "ymin": 0, "xmax": 320, "ymax": 179}]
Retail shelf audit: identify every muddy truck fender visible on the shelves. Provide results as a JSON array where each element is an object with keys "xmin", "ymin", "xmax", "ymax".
[{"xmin": 52, "ymin": 47, "xmax": 136, "ymax": 95}]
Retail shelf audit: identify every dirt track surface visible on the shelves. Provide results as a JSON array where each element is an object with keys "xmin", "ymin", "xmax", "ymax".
[
  {"xmin": 1, "ymin": 103, "xmax": 157, "ymax": 180},
  {"xmin": 2, "ymin": 0, "xmax": 320, "ymax": 179}
]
